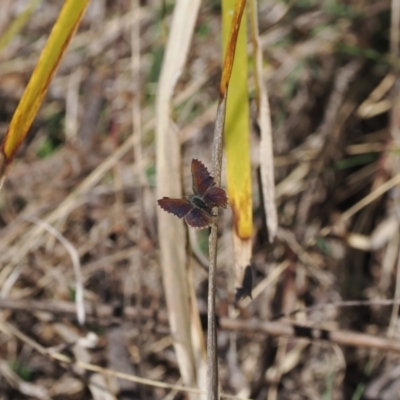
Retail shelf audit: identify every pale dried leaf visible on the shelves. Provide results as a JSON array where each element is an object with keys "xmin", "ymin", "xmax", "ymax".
[
  {"xmin": 250, "ymin": 0, "xmax": 277, "ymax": 241},
  {"xmin": 347, "ymin": 233, "xmax": 371, "ymax": 251},
  {"xmin": 89, "ymin": 373, "xmax": 118, "ymax": 400},
  {"xmin": 233, "ymin": 234, "xmax": 252, "ymax": 296},
  {"xmin": 380, "ymin": 231, "xmax": 400, "ymax": 291},
  {"xmin": 155, "ymin": 0, "xmax": 204, "ymax": 395},
  {"xmin": 370, "ymin": 217, "xmax": 399, "ymax": 250},
  {"xmin": 48, "ymin": 374, "xmax": 84, "ymax": 397}
]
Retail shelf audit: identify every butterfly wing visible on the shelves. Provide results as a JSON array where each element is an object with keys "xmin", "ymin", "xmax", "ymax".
[
  {"xmin": 185, "ymin": 207, "xmax": 214, "ymax": 228},
  {"xmin": 191, "ymin": 159, "xmax": 214, "ymax": 196},
  {"xmin": 203, "ymin": 186, "xmax": 228, "ymax": 208},
  {"xmin": 157, "ymin": 197, "xmax": 193, "ymax": 218}
]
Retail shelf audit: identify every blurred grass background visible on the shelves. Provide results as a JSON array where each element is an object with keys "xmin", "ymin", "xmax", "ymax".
[{"xmin": 0, "ymin": 0, "xmax": 400, "ymax": 399}]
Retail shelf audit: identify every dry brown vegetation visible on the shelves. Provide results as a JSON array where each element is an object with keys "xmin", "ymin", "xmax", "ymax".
[{"xmin": 1, "ymin": 0, "xmax": 400, "ymax": 399}]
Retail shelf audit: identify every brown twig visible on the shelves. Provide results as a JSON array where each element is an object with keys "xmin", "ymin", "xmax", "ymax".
[
  {"xmin": 208, "ymin": 94, "xmax": 227, "ymax": 400},
  {"xmin": 2, "ymin": 298, "xmax": 400, "ymax": 353},
  {"xmin": 219, "ymin": 318, "xmax": 400, "ymax": 353}
]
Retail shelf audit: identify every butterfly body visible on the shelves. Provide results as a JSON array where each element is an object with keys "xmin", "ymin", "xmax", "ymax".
[
  {"xmin": 157, "ymin": 159, "xmax": 228, "ymax": 229},
  {"xmin": 189, "ymin": 195, "xmax": 214, "ymax": 216}
]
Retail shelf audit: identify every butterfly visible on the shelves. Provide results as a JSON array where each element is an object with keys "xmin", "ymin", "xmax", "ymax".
[{"xmin": 157, "ymin": 159, "xmax": 228, "ymax": 229}]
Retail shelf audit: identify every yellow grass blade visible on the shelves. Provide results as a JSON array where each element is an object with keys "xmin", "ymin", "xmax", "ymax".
[
  {"xmin": 1, "ymin": 0, "xmax": 90, "ymax": 167},
  {"xmin": 222, "ymin": 0, "xmax": 252, "ymax": 294}
]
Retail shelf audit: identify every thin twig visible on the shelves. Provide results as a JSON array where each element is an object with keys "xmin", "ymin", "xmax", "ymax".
[
  {"xmin": 131, "ymin": 2, "xmax": 146, "ymax": 398},
  {"xmin": 207, "ymin": 2, "xmax": 247, "ymax": 398},
  {"xmin": 219, "ymin": 318, "xmax": 400, "ymax": 352},
  {"xmin": 208, "ymin": 94, "xmax": 227, "ymax": 400}
]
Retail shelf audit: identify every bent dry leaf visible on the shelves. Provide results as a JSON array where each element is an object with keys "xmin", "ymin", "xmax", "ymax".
[
  {"xmin": 222, "ymin": 0, "xmax": 253, "ymax": 299},
  {"xmin": 0, "ymin": 0, "xmax": 90, "ymax": 188}
]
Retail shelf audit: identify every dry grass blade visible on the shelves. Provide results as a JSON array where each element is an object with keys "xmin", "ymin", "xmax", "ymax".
[
  {"xmin": 357, "ymin": 73, "xmax": 396, "ymax": 118},
  {"xmin": 155, "ymin": 0, "xmax": 204, "ymax": 397},
  {"xmin": 249, "ymin": 0, "xmax": 277, "ymax": 242},
  {"xmin": 24, "ymin": 216, "xmax": 84, "ymax": 325},
  {"xmin": 219, "ymin": 318, "xmax": 400, "ymax": 353},
  {"xmin": 340, "ymin": 172, "xmax": 400, "ymax": 223}
]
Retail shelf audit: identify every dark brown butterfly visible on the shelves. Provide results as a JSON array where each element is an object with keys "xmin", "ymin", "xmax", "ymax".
[{"xmin": 157, "ymin": 159, "xmax": 228, "ymax": 228}]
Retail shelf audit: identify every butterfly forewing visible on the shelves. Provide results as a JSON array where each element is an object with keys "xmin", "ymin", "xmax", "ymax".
[
  {"xmin": 157, "ymin": 198, "xmax": 193, "ymax": 218},
  {"xmin": 203, "ymin": 186, "xmax": 228, "ymax": 208},
  {"xmin": 191, "ymin": 159, "xmax": 214, "ymax": 196},
  {"xmin": 185, "ymin": 207, "xmax": 214, "ymax": 228}
]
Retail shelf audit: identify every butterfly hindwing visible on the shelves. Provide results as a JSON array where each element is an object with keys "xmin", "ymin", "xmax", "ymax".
[
  {"xmin": 157, "ymin": 197, "xmax": 193, "ymax": 218},
  {"xmin": 191, "ymin": 159, "xmax": 214, "ymax": 196},
  {"xmin": 203, "ymin": 186, "xmax": 228, "ymax": 208},
  {"xmin": 185, "ymin": 207, "xmax": 214, "ymax": 228}
]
